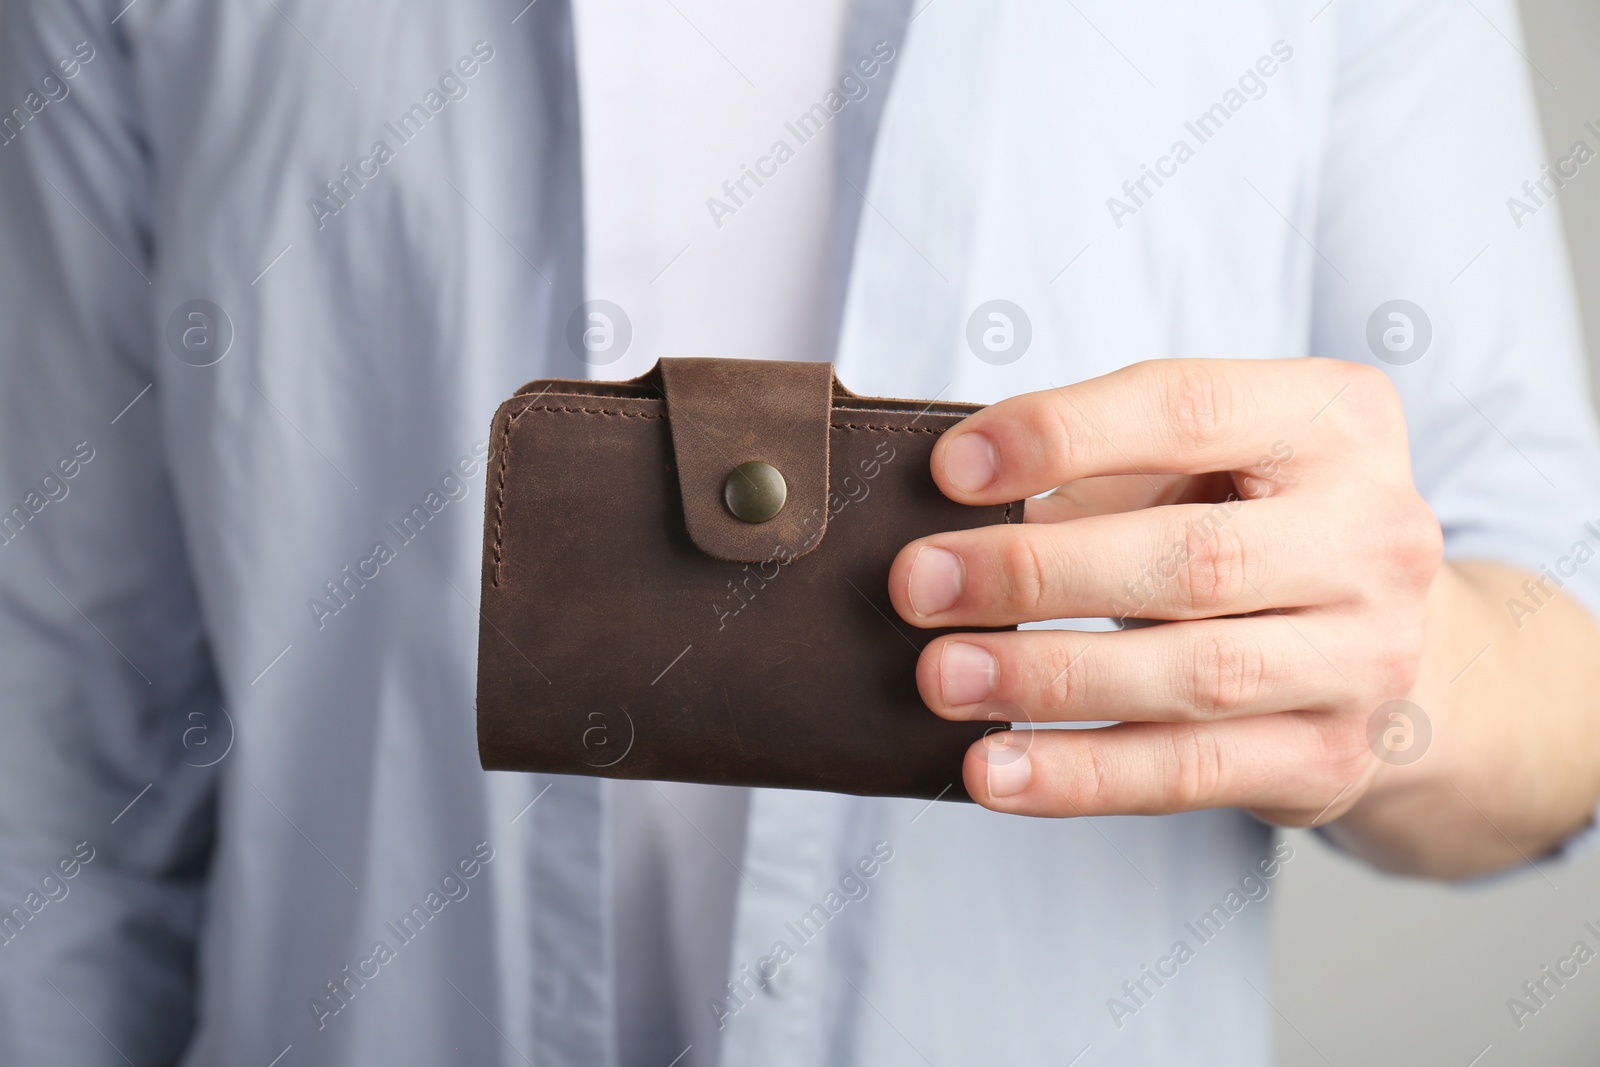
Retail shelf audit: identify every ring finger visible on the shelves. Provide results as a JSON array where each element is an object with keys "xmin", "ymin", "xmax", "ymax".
[{"xmin": 917, "ymin": 615, "xmax": 1354, "ymax": 723}]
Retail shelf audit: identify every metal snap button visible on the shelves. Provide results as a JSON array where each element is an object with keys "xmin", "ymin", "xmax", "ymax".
[{"xmin": 723, "ymin": 461, "xmax": 787, "ymax": 524}]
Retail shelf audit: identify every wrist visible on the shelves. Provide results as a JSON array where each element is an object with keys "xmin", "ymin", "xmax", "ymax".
[
  {"xmin": 1333, "ymin": 560, "xmax": 1600, "ymax": 878},
  {"xmin": 1329, "ymin": 563, "xmax": 1504, "ymax": 876}
]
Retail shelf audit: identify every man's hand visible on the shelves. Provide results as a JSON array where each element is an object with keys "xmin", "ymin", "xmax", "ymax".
[{"xmin": 890, "ymin": 359, "xmax": 1600, "ymax": 878}]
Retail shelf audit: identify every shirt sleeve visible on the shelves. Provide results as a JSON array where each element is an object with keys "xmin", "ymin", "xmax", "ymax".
[
  {"xmin": 0, "ymin": 2, "xmax": 220, "ymax": 1061},
  {"xmin": 1310, "ymin": 0, "xmax": 1600, "ymax": 857}
]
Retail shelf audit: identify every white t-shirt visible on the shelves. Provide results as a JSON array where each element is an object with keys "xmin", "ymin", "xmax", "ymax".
[
  {"xmin": 574, "ymin": 0, "xmax": 850, "ymax": 369},
  {"xmin": 571, "ymin": 3, "xmax": 850, "ymax": 1064}
]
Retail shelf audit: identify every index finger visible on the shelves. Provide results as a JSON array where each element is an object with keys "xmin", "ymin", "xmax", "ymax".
[{"xmin": 932, "ymin": 358, "xmax": 1385, "ymax": 505}]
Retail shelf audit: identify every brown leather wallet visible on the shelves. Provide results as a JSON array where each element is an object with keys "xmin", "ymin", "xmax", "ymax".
[{"xmin": 475, "ymin": 358, "xmax": 1019, "ymax": 801}]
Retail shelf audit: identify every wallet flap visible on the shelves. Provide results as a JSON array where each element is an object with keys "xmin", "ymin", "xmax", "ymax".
[{"xmin": 658, "ymin": 358, "xmax": 835, "ymax": 563}]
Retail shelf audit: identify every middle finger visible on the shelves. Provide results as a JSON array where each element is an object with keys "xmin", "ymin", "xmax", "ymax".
[{"xmin": 889, "ymin": 497, "xmax": 1347, "ymax": 627}]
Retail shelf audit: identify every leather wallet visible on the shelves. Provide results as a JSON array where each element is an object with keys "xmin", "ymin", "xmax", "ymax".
[{"xmin": 475, "ymin": 358, "xmax": 1020, "ymax": 801}]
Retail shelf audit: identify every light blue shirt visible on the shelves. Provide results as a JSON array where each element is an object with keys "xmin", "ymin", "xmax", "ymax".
[{"xmin": 3, "ymin": 0, "xmax": 1599, "ymax": 1064}]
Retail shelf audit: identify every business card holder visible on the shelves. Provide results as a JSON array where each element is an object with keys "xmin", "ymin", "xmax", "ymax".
[{"xmin": 476, "ymin": 358, "xmax": 1018, "ymax": 800}]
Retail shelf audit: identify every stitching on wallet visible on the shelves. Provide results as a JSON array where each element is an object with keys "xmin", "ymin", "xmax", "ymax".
[
  {"xmin": 492, "ymin": 422, "xmax": 510, "ymax": 587},
  {"xmin": 509, "ymin": 404, "xmax": 667, "ymax": 422},
  {"xmin": 493, "ymin": 404, "xmax": 960, "ymax": 583},
  {"xmin": 506, "ymin": 404, "xmax": 943, "ymax": 432},
  {"xmin": 830, "ymin": 423, "xmax": 942, "ymax": 433}
]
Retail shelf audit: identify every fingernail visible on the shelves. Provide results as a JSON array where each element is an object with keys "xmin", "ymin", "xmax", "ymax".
[
  {"xmin": 944, "ymin": 433, "xmax": 998, "ymax": 494},
  {"xmin": 983, "ymin": 733, "xmax": 1032, "ymax": 798},
  {"xmin": 907, "ymin": 546, "xmax": 963, "ymax": 616},
  {"xmin": 938, "ymin": 642, "xmax": 995, "ymax": 706}
]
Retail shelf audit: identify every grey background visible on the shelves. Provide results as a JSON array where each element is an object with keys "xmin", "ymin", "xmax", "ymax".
[{"xmin": 1274, "ymin": 3, "xmax": 1600, "ymax": 1063}]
